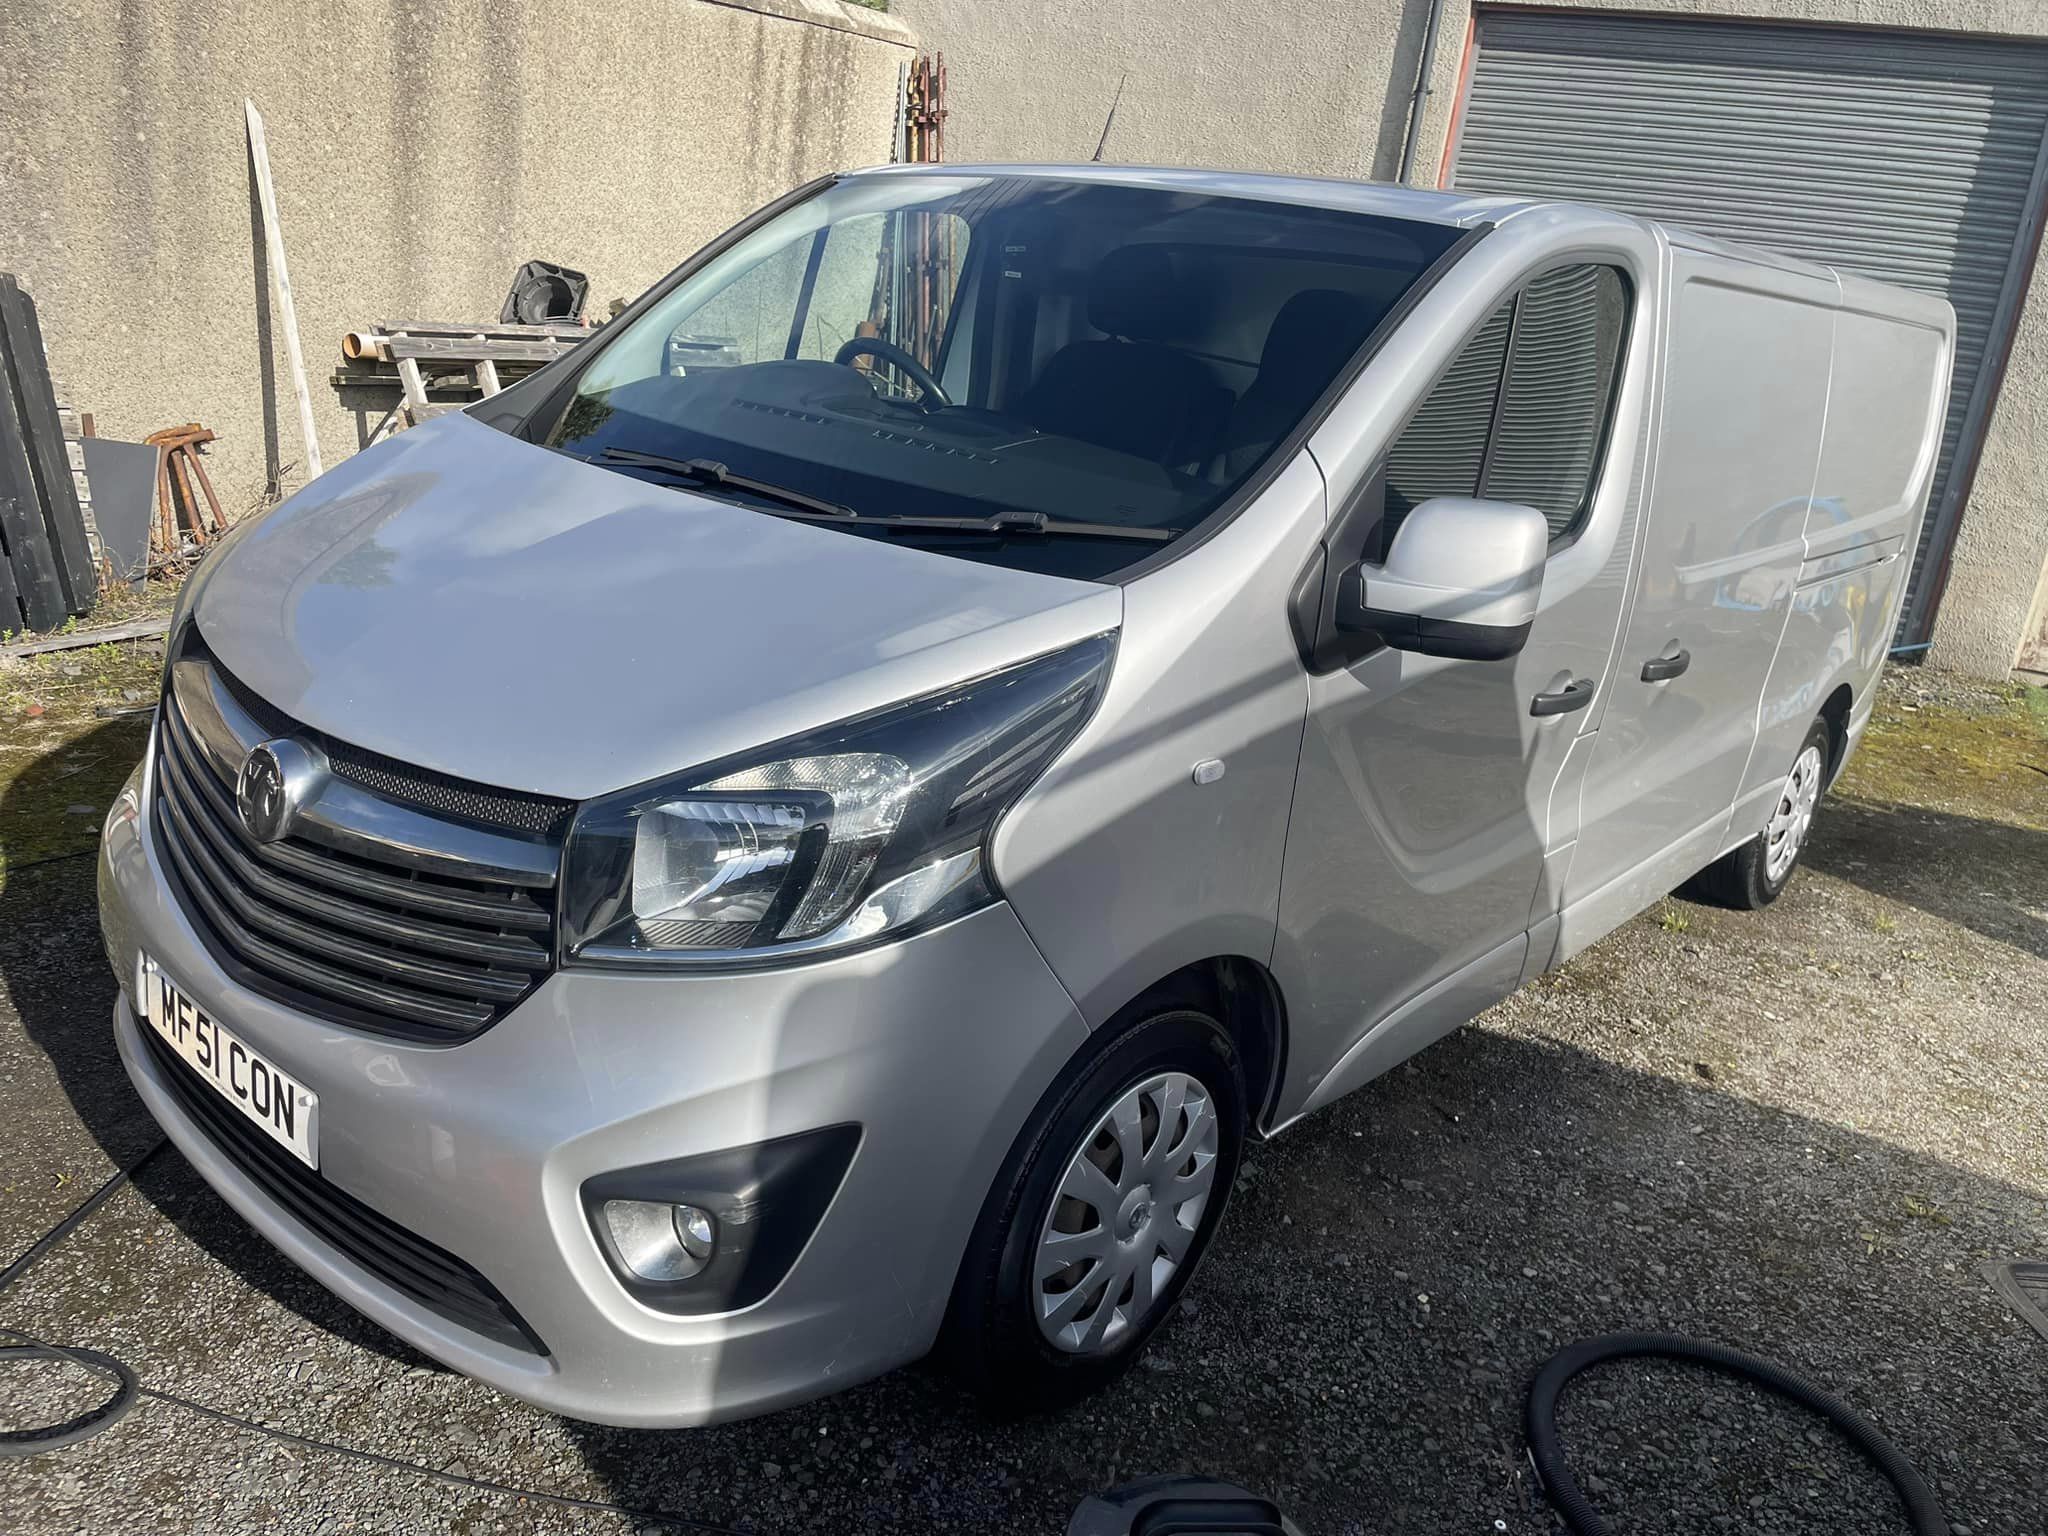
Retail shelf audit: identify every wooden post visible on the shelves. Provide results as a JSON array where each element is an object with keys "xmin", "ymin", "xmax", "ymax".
[{"xmin": 245, "ymin": 100, "xmax": 324, "ymax": 480}]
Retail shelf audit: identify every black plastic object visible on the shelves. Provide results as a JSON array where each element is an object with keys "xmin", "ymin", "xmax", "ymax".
[
  {"xmin": 1525, "ymin": 1332, "xmax": 1948, "ymax": 1536},
  {"xmin": 1529, "ymin": 677, "xmax": 1596, "ymax": 716},
  {"xmin": 501, "ymin": 259, "xmax": 589, "ymax": 325},
  {"xmin": 1985, "ymin": 1259, "xmax": 2048, "ymax": 1343},
  {"xmin": 1067, "ymin": 1477, "xmax": 1304, "ymax": 1536},
  {"xmin": 1640, "ymin": 648, "xmax": 1692, "ymax": 682},
  {"xmin": 1365, "ymin": 605, "xmax": 1534, "ymax": 662},
  {"xmin": 581, "ymin": 1124, "xmax": 862, "ymax": 1315}
]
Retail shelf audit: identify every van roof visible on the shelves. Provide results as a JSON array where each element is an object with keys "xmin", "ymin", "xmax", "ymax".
[
  {"xmin": 847, "ymin": 162, "xmax": 1837, "ymax": 283},
  {"xmin": 850, "ymin": 161, "xmax": 1537, "ymax": 229}
]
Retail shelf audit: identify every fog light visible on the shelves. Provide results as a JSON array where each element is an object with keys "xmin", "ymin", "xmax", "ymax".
[
  {"xmin": 602, "ymin": 1199, "xmax": 717, "ymax": 1281},
  {"xmin": 581, "ymin": 1123, "xmax": 861, "ymax": 1314}
]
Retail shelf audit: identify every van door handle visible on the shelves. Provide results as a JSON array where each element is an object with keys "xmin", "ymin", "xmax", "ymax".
[
  {"xmin": 1641, "ymin": 648, "xmax": 1692, "ymax": 683},
  {"xmin": 1530, "ymin": 677, "xmax": 1596, "ymax": 717}
]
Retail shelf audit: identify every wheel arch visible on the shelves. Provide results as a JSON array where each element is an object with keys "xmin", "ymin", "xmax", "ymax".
[
  {"xmin": 1092, "ymin": 955, "xmax": 1289, "ymax": 1138},
  {"xmin": 1819, "ymin": 680, "xmax": 1854, "ymax": 784}
]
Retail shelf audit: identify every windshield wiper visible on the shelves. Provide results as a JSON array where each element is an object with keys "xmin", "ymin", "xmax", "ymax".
[
  {"xmin": 594, "ymin": 449, "xmax": 1177, "ymax": 543},
  {"xmin": 595, "ymin": 449, "xmax": 856, "ymax": 520},
  {"xmin": 876, "ymin": 509, "xmax": 1178, "ymax": 543}
]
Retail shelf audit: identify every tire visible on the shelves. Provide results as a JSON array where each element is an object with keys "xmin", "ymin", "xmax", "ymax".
[
  {"xmin": 1684, "ymin": 716, "xmax": 1833, "ymax": 910},
  {"xmin": 940, "ymin": 1006, "xmax": 1246, "ymax": 1412}
]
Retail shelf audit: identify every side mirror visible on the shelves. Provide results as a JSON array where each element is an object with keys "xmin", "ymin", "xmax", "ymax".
[{"xmin": 1339, "ymin": 496, "xmax": 1547, "ymax": 661}]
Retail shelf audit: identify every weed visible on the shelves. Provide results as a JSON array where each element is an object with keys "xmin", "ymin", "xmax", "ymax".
[{"xmin": 1901, "ymin": 1193, "xmax": 1951, "ymax": 1225}]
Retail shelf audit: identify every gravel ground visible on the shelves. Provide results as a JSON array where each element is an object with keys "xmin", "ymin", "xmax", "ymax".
[{"xmin": 0, "ymin": 669, "xmax": 2043, "ymax": 1535}]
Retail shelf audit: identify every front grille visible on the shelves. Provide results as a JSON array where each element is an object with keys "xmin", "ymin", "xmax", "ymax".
[
  {"xmin": 152, "ymin": 651, "xmax": 562, "ymax": 1043},
  {"xmin": 140, "ymin": 1023, "xmax": 544, "ymax": 1354},
  {"xmin": 205, "ymin": 658, "xmax": 575, "ymax": 839}
]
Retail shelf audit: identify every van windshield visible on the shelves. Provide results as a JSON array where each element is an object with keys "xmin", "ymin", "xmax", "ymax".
[{"xmin": 540, "ymin": 174, "xmax": 1464, "ymax": 579}]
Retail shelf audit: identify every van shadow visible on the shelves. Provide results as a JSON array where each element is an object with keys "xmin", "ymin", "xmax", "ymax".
[
  {"xmin": 11, "ymin": 720, "xmax": 2044, "ymax": 1531},
  {"xmin": 1803, "ymin": 794, "xmax": 2048, "ymax": 961},
  {"xmin": 553, "ymin": 1012, "xmax": 2048, "ymax": 1534},
  {"xmin": 0, "ymin": 717, "xmax": 433, "ymax": 1368}
]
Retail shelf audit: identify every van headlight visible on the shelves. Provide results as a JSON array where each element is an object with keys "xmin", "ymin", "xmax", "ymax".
[{"xmin": 559, "ymin": 634, "xmax": 1114, "ymax": 966}]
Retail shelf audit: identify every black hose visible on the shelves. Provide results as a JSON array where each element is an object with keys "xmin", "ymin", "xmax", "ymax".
[
  {"xmin": 0, "ymin": 1341, "xmax": 137, "ymax": 1455},
  {"xmin": 1524, "ymin": 1332, "xmax": 1947, "ymax": 1536},
  {"xmin": 0, "ymin": 1139, "xmax": 162, "ymax": 1458},
  {"xmin": 0, "ymin": 1140, "xmax": 163, "ymax": 1295}
]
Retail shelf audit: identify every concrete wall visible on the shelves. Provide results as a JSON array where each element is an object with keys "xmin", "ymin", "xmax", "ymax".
[
  {"xmin": 896, "ymin": 0, "xmax": 2048, "ymax": 679},
  {"xmin": 892, "ymin": 0, "xmax": 1437, "ymax": 180},
  {"xmin": 0, "ymin": 0, "xmax": 912, "ymax": 521}
]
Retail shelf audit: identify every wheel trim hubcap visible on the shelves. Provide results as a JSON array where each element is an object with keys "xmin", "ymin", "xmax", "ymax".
[
  {"xmin": 1765, "ymin": 744, "xmax": 1824, "ymax": 883},
  {"xmin": 1033, "ymin": 1070, "xmax": 1219, "ymax": 1355}
]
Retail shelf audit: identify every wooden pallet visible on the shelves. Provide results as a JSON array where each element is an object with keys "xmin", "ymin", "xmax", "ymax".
[{"xmin": 341, "ymin": 321, "xmax": 594, "ymax": 442}]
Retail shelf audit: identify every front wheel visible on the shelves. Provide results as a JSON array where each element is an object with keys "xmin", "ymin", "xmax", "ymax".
[
  {"xmin": 940, "ymin": 1007, "xmax": 1245, "ymax": 1411},
  {"xmin": 1685, "ymin": 716, "xmax": 1832, "ymax": 910}
]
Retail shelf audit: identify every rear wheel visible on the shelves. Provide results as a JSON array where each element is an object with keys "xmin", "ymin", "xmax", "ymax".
[
  {"xmin": 1685, "ymin": 717, "xmax": 1832, "ymax": 910},
  {"xmin": 941, "ymin": 1007, "xmax": 1245, "ymax": 1410}
]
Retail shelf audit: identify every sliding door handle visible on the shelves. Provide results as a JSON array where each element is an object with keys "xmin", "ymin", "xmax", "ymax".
[
  {"xmin": 1530, "ymin": 677, "xmax": 1596, "ymax": 717},
  {"xmin": 1641, "ymin": 648, "xmax": 1692, "ymax": 683}
]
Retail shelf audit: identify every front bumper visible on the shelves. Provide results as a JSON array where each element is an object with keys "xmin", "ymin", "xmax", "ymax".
[{"xmin": 100, "ymin": 758, "xmax": 1090, "ymax": 1426}]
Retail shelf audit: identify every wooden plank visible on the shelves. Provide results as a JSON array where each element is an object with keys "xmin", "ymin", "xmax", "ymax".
[
  {"xmin": 363, "ymin": 402, "xmax": 405, "ymax": 446},
  {"xmin": 0, "ymin": 613, "xmax": 169, "ymax": 658},
  {"xmin": 0, "ymin": 522, "xmax": 21, "ymax": 631},
  {"xmin": 332, "ymin": 366, "xmax": 531, "ymax": 396},
  {"xmin": 377, "ymin": 319, "xmax": 591, "ymax": 340},
  {"xmin": 396, "ymin": 357, "xmax": 429, "ymax": 415},
  {"xmin": 0, "ymin": 277, "xmax": 97, "ymax": 611},
  {"xmin": 382, "ymin": 334, "xmax": 572, "ymax": 364},
  {"xmin": 0, "ymin": 342, "xmax": 65, "ymax": 632},
  {"xmin": 245, "ymin": 101, "xmax": 324, "ymax": 479}
]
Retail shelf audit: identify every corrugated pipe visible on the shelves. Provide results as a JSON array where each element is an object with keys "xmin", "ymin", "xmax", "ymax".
[{"xmin": 1397, "ymin": 0, "xmax": 1454, "ymax": 185}]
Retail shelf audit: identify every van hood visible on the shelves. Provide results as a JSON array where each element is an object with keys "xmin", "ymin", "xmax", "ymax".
[{"xmin": 191, "ymin": 413, "xmax": 1121, "ymax": 801}]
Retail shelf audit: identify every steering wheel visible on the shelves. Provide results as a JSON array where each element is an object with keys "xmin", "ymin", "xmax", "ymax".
[{"xmin": 833, "ymin": 337, "xmax": 951, "ymax": 408}]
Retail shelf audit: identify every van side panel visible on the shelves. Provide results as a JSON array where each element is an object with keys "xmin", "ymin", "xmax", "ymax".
[
  {"xmin": 1725, "ymin": 292, "xmax": 1953, "ymax": 843},
  {"xmin": 990, "ymin": 452, "xmax": 1323, "ymax": 1033},
  {"xmin": 1558, "ymin": 254, "xmax": 1834, "ymax": 957}
]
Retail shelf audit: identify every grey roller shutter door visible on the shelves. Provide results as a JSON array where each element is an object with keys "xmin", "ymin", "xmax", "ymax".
[{"xmin": 1449, "ymin": 11, "xmax": 2048, "ymax": 641}]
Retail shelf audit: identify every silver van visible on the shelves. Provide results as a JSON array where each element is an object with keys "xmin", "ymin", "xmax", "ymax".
[{"xmin": 98, "ymin": 166, "xmax": 1953, "ymax": 1425}]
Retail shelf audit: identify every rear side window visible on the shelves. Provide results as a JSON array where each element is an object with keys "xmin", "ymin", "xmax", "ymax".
[{"xmin": 1381, "ymin": 263, "xmax": 1629, "ymax": 551}]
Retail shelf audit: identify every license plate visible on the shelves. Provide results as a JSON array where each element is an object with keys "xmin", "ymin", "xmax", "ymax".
[{"xmin": 136, "ymin": 955, "xmax": 319, "ymax": 1169}]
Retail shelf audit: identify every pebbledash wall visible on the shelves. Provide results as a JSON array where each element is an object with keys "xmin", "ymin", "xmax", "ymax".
[
  {"xmin": 896, "ymin": 0, "xmax": 2048, "ymax": 681},
  {"xmin": 0, "ymin": 0, "xmax": 912, "ymax": 524}
]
